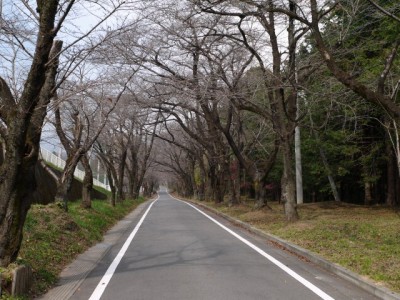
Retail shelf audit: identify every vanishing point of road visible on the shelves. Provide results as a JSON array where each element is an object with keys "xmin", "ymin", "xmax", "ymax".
[{"xmin": 70, "ymin": 189, "xmax": 380, "ymax": 300}]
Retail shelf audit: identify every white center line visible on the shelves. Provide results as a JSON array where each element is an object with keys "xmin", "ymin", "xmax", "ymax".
[
  {"xmin": 170, "ymin": 194, "xmax": 334, "ymax": 300},
  {"xmin": 89, "ymin": 196, "xmax": 159, "ymax": 300}
]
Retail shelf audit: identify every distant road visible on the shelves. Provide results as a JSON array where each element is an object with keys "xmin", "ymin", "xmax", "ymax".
[{"xmin": 71, "ymin": 190, "xmax": 379, "ymax": 300}]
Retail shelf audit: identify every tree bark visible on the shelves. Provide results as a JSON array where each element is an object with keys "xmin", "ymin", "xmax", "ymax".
[
  {"xmin": 116, "ymin": 148, "xmax": 127, "ymax": 202},
  {"xmin": 96, "ymin": 144, "xmax": 118, "ymax": 206},
  {"xmin": 126, "ymin": 145, "xmax": 138, "ymax": 199},
  {"xmin": 106, "ymin": 167, "xmax": 116, "ymax": 207},
  {"xmin": 81, "ymin": 154, "xmax": 93, "ymax": 209},
  {"xmin": 197, "ymin": 155, "xmax": 206, "ymax": 201},
  {"xmin": 54, "ymin": 151, "xmax": 82, "ymax": 211},
  {"xmin": 386, "ymin": 139, "xmax": 397, "ymax": 206},
  {"xmin": 281, "ymin": 138, "xmax": 298, "ymax": 221},
  {"xmin": 228, "ymin": 160, "xmax": 240, "ymax": 206},
  {"xmin": 319, "ymin": 146, "xmax": 341, "ymax": 202},
  {"xmin": 364, "ymin": 182, "xmax": 373, "ymax": 205}
]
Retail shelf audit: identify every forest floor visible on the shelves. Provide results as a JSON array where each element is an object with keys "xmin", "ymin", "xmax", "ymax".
[
  {"xmin": 0, "ymin": 197, "xmax": 146, "ymax": 299},
  {"xmin": 189, "ymin": 198, "xmax": 400, "ymax": 293}
]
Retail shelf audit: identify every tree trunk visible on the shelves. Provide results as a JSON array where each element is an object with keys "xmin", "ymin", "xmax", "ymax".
[
  {"xmin": 127, "ymin": 168, "xmax": 137, "ymax": 200},
  {"xmin": 132, "ymin": 171, "xmax": 145, "ymax": 199},
  {"xmin": 206, "ymin": 163, "xmax": 216, "ymax": 200},
  {"xmin": 364, "ymin": 182, "xmax": 372, "ymax": 205},
  {"xmin": 81, "ymin": 154, "xmax": 93, "ymax": 209},
  {"xmin": 319, "ymin": 146, "xmax": 341, "ymax": 202},
  {"xmin": 213, "ymin": 163, "xmax": 227, "ymax": 204},
  {"xmin": 184, "ymin": 174, "xmax": 194, "ymax": 198},
  {"xmin": 0, "ymin": 152, "xmax": 36, "ymax": 266},
  {"xmin": 386, "ymin": 140, "xmax": 397, "ymax": 206},
  {"xmin": 197, "ymin": 156, "xmax": 206, "ymax": 201},
  {"xmin": 228, "ymin": 160, "xmax": 240, "ymax": 206},
  {"xmin": 126, "ymin": 151, "xmax": 138, "ymax": 199},
  {"xmin": 271, "ymin": 84, "xmax": 298, "ymax": 221},
  {"xmin": 55, "ymin": 151, "xmax": 82, "ymax": 211},
  {"xmin": 133, "ymin": 182, "xmax": 140, "ymax": 199},
  {"xmin": 132, "ymin": 170, "xmax": 146, "ymax": 199},
  {"xmin": 281, "ymin": 140, "xmax": 299, "ymax": 222},
  {"xmin": 254, "ymin": 171, "xmax": 265, "ymax": 209},
  {"xmin": 132, "ymin": 179, "xmax": 142, "ymax": 199},
  {"xmin": 127, "ymin": 174, "xmax": 134, "ymax": 200},
  {"xmin": 96, "ymin": 147, "xmax": 118, "ymax": 206},
  {"xmin": 116, "ymin": 148, "xmax": 127, "ymax": 202},
  {"xmin": 106, "ymin": 168, "xmax": 116, "ymax": 207},
  {"xmin": 259, "ymin": 182, "xmax": 268, "ymax": 208},
  {"xmin": 0, "ymin": 0, "xmax": 61, "ymax": 265}
]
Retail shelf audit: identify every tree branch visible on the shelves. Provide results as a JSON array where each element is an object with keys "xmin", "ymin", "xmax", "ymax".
[
  {"xmin": 0, "ymin": 77, "xmax": 16, "ymax": 124},
  {"xmin": 367, "ymin": 0, "xmax": 400, "ymax": 23}
]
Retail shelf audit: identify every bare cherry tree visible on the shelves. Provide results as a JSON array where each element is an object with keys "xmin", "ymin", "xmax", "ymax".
[
  {"xmin": 125, "ymin": 107, "xmax": 159, "ymax": 199},
  {"xmin": 52, "ymin": 66, "xmax": 137, "ymax": 210},
  {"xmin": 191, "ymin": 0, "xmax": 315, "ymax": 220},
  {"xmin": 0, "ymin": 0, "xmax": 135, "ymax": 265},
  {"xmin": 0, "ymin": 1, "xmax": 69, "ymax": 267}
]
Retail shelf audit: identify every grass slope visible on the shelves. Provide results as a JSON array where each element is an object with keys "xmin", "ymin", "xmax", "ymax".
[
  {"xmin": 192, "ymin": 199, "xmax": 400, "ymax": 293},
  {"xmin": 0, "ymin": 198, "xmax": 146, "ymax": 299}
]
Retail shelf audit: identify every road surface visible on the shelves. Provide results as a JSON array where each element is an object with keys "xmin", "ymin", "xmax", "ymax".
[{"xmin": 70, "ymin": 189, "xmax": 379, "ymax": 300}]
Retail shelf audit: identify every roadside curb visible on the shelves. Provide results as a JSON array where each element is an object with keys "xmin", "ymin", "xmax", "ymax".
[
  {"xmin": 182, "ymin": 198, "xmax": 400, "ymax": 300},
  {"xmin": 38, "ymin": 199, "xmax": 153, "ymax": 300}
]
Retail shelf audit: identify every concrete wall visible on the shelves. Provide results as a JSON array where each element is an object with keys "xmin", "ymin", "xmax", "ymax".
[{"xmin": 32, "ymin": 162, "xmax": 107, "ymax": 204}]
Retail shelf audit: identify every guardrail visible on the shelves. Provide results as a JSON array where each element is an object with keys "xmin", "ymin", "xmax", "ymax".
[{"xmin": 40, "ymin": 148, "xmax": 111, "ymax": 191}]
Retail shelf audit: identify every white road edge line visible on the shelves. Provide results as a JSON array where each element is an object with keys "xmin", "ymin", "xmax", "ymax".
[
  {"xmin": 89, "ymin": 196, "xmax": 159, "ymax": 300},
  {"xmin": 170, "ymin": 194, "xmax": 334, "ymax": 300}
]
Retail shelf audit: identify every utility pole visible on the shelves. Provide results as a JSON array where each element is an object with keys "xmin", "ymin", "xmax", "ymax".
[
  {"xmin": 295, "ymin": 97, "xmax": 304, "ymax": 205},
  {"xmin": 289, "ymin": 0, "xmax": 304, "ymax": 205}
]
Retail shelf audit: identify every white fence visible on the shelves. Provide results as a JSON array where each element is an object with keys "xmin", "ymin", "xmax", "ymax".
[{"xmin": 40, "ymin": 148, "xmax": 111, "ymax": 191}]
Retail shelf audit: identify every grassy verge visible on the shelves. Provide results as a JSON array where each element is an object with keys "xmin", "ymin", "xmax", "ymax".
[
  {"xmin": 187, "ymin": 198, "xmax": 400, "ymax": 293},
  {"xmin": 1, "ymin": 198, "xmax": 146, "ymax": 299},
  {"xmin": 93, "ymin": 185, "xmax": 112, "ymax": 197}
]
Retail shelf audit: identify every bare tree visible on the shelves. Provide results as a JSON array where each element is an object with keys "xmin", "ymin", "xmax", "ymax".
[
  {"xmin": 192, "ymin": 0, "xmax": 317, "ymax": 220},
  {"xmin": 126, "ymin": 108, "xmax": 159, "ymax": 199},
  {"xmin": 95, "ymin": 138, "xmax": 119, "ymax": 206},
  {"xmin": 154, "ymin": 132, "xmax": 198, "ymax": 198},
  {"xmin": 0, "ymin": 1, "xmax": 68, "ymax": 267},
  {"xmin": 52, "ymin": 70, "xmax": 136, "ymax": 210},
  {"xmin": 0, "ymin": 0, "xmax": 137, "ymax": 265}
]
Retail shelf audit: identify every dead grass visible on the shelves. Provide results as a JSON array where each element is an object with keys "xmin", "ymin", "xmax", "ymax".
[{"xmin": 193, "ymin": 198, "xmax": 400, "ymax": 293}]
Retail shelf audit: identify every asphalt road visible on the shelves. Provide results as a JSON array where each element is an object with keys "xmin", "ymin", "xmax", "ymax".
[{"xmin": 70, "ymin": 189, "xmax": 380, "ymax": 300}]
